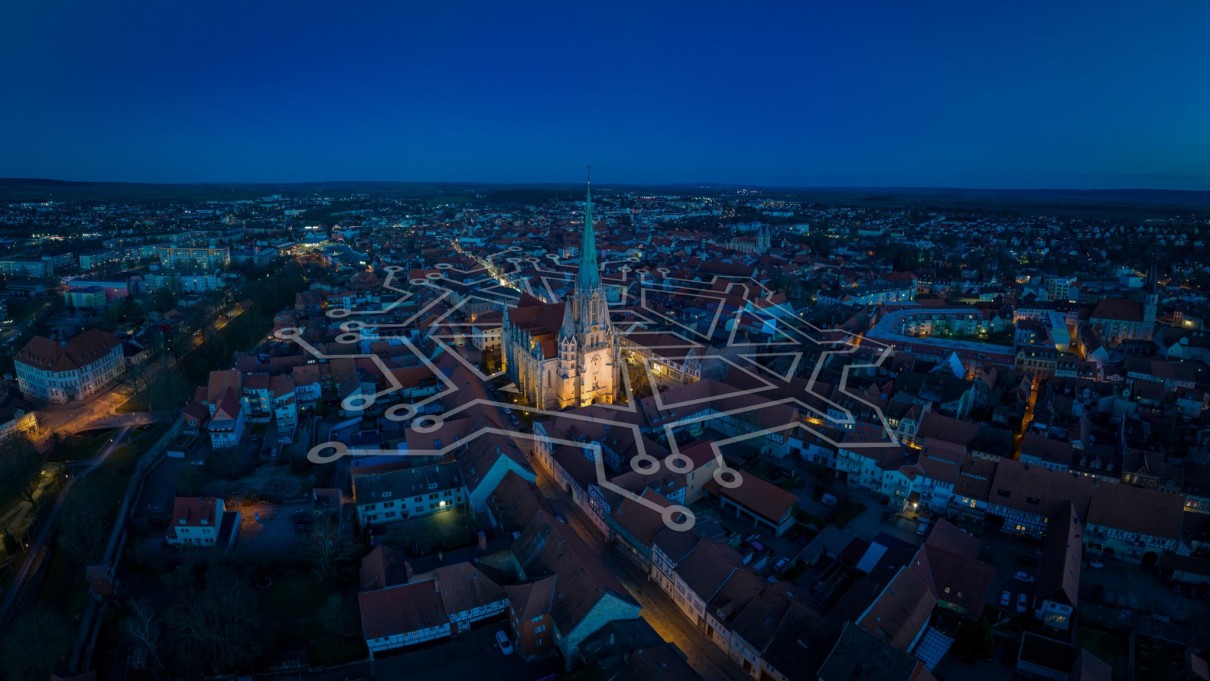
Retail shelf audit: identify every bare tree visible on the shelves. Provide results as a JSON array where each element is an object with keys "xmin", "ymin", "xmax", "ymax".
[
  {"xmin": 304, "ymin": 513, "xmax": 358, "ymax": 581},
  {"xmin": 124, "ymin": 599, "xmax": 165, "ymax": 672},
  {"xmin": 164, "ymin": 566, "xmax": 266, "ymax": 673}
]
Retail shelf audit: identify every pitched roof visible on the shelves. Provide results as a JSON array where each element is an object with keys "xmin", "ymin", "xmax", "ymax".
[
  {"xmin": 1086, "ymin": 483, "xmax": 1185, "ymax": 540},
  {"xmin": 909, "ymin": 520, "xmax": 995, "ymax": 619},
  {"xmin": 511, "ymin": 511, "xmax": 638, "ymax": 636},
  {"xmin": 856, "ymin": 567, "xmax": 936, "ymax": 650},
  {"xmin": 206, "ymin": 368, "xmax": 242, "ymax": 404},
  {"xmin": 504, "ymin": 575, "xmax": 557, "ymax": 622},
  {"xmin": 14, "ymin": 329, "xmax": 120, "ymax": 373},
  {"xmin": 360, "ymin": 545, "xmax": 410, "ymax": 591},
  {"xmin": 1036, "ymin": 503, "xmax": 1081, "ymax": 608},
  {"xmin": 358, "ymin": 581, "xmax": 448, "ymax": 640},
  {"xmin": 818, "ymin": 622, "xmax": 937, "ymax": 681},
  {"xmin": 1090, "ymin": 298, "xmax": 1145, "ymax": 322},
  {"xmin": 433, "ymin": 562, "xmax": 506, "ymax": 615},
  {"xmin": 705, "ymin": 473, "xmax": 797, "ymax": 523}
]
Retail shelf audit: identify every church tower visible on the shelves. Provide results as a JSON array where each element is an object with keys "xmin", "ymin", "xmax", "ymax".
[
  {"xmin": 563, "ymin": 169, "xmax": 617, "ymax": 407},
  {"xmin": 1144, "ymin": 262, "xmax": 1158, "ymax": 324}
]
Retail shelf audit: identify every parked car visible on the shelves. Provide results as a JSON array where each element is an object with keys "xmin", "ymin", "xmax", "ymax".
[
  {"xmin": 495, "ymin": 630, "xmax": 513, "ymax": 655},
  {"xmin": 999, "ymin": 590, "xmax": 1012, "ymax": 608},
  {"xmin": 1013, "ymin": 570, "xmax": 1036, "ymax": 583},
  {"xmin": 1088, "ymin": 558, "xmax": 1104, "ymax": 569},
  {"xmin": 1016, "ymin": 593, "xmax": 1028, "ymax": 614},
  {"xmin": 774, "ymin": 557, "xmax": 790, "ymax": 573},
  {"xmin": 916, "ymin": 520, "xmax": 930, "ymax": 536}
]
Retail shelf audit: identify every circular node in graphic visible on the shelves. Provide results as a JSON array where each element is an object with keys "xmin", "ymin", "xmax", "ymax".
[
  {"xmin": 713, "ymin": 467, "xmax": 743, "ymax": 489},
  {"xmin": 409, "ymin": 278, "xmax": 428, "ymax": 285},
  {"xmin": 435, "ymin": 263, "xmax": 452, "ymax": 270},
  {"xmin": 342, "ymin": 394, "xmax": 374, "ymax": 411},
  {"xmin": 385, "ymin": 404, "xmax": 415, "ymax": 422},
  {"xmin": 308, "ymin": 442, "xmax": 349, "ymax": 464},
  {"xmin": 337, "ymin": 332, "xmax": 361, "ymax": 344},
  {"xmin": 664, "ymin": 453, "xmax": 693, "ymax": 474},
  {"xmin": 275, "ymin": 327, "xmax": 302, "ymax": 340},
  {"xmin": 506, "ymin": 257, "xmax": 522, "ymax": 264},
  {"xmin": 426, "ymin": 272, "xmax": 443, "ymax": 280},
  {"xmin": 383, "ymin": 265, "xmax": 404, "ymax": 273},
  {"xmin": 662, "ymin": 505, "xmax": 696, "ymax": 531},
  {"xmin": 509, "ymin": 246, "xmax": 523, "ymax": 252},
  {"xmin": 412, "ymin": 415, "xmax": 444, "ymax": 433},
  {"xmin": 631, "ymin": 454, "xmax": 660, "ymax": 475},
  {"xmin": 326, "ymin": 308, "xmax": 351, "ymax": 319},
  {"xmin": 341, "ymin": 321, "xmax": 365, "ymax": 332}
]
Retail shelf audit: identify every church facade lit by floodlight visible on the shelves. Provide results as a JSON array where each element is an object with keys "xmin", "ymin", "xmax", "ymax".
[{"xmin": 501, "ymin": 176, "xmax": 619, "ymax": 409}]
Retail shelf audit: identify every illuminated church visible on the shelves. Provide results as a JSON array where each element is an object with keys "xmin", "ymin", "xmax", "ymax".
[{"xmin": 502, "ymin": 178, "xmax": 618, "ymax": 410}]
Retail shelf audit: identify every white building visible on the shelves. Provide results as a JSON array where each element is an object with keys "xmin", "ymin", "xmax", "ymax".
[{"xmin": 14, "ymin": 329, "xmax": 125, "ymax": 403}]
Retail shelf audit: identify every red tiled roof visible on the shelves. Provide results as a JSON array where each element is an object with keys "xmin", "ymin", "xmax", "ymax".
[{"xmin": 14, "ymin": 329, "xmax": 120, "ymax": 373}]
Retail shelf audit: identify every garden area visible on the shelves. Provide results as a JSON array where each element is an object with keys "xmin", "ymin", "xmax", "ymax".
[{"xmin": 383, "ymin": 508, "xmax": 480, "ymax": 556}]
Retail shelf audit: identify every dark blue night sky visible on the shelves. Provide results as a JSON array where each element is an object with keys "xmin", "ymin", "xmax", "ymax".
[{"xmin": 2, "ymin": 1, "xmax": 1208, "ymax": 188}]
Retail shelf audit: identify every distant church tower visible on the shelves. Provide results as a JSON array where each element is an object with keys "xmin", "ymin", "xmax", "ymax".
[{"xmin": 1144, "ymin": 262, "xmax": 1158, "ymax": 324}]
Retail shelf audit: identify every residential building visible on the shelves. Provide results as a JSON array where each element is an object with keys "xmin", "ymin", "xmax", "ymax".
[{"xmin": 14, "ymin": 329, "xmax": 125, "ymax": 403}]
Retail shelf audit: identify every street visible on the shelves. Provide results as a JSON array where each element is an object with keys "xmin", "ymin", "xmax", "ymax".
[{"xmin": 532, "ymin": 470, "xmax": 749, "ymax": 681}]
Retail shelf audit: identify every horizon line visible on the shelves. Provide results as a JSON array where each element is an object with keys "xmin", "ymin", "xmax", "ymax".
[{"xmin": 2, "ymin": 176, "xmax": 1210, "ymax": 195}]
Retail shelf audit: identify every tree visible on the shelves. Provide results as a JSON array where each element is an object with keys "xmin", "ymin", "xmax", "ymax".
[
  {"xmin": 0, "ymin": 606, "xmax": 74, "ymax": 679},
  {"xmin": 0, "ymin": 435, "xmax": 42, "ymax": 506},
  {"xmin": 163, "ymin": 566, "xmax": 267, "ymax": 673},
  {"xmin": 304, "ymin": 513, "xmax": 359, "ymax": 581},
  {"xmin": 140, "ymin": 366, "xmax": 191, "ymax": 417},
  {"xmin": 124, "ymin": 599, "xmax": 166, "ymax": 672},
  {"xmin": 58, "ymin": 477, "xmax": 111, "ymax": 564}
]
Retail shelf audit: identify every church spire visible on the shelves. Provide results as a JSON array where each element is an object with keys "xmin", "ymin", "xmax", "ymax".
[{"xmin": 576, "ymin": 166, "xmax": 600, "ymax": 292}]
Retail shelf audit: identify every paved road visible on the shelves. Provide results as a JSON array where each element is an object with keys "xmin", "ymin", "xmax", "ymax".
[
  {"xmin": 0, "ymin": 425, "xmax": 133, "ymax": 627},
  {"xmin": 533, "ymin": 472, "xmax": 749, "ymax": 681}
]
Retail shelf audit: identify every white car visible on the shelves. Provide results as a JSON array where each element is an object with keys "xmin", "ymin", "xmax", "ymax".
[
  {"xmin": 495, "ymin": 629, "xmax": 513, "ymax": 655},
  {"xmin": 1016, "ymin": 593, "xmax": 1028, "ymax": 614},
  {"xmin": 1013, "ymin": 570, "xmax": 1036, "ymax": 584},
  {"xmin": 999, "ymin": 590, "xmax": 1012, "ymax": 608},
  {"xmin": 1088, "ymin": 558, "xmax": 1104, "ymax": 569}
]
